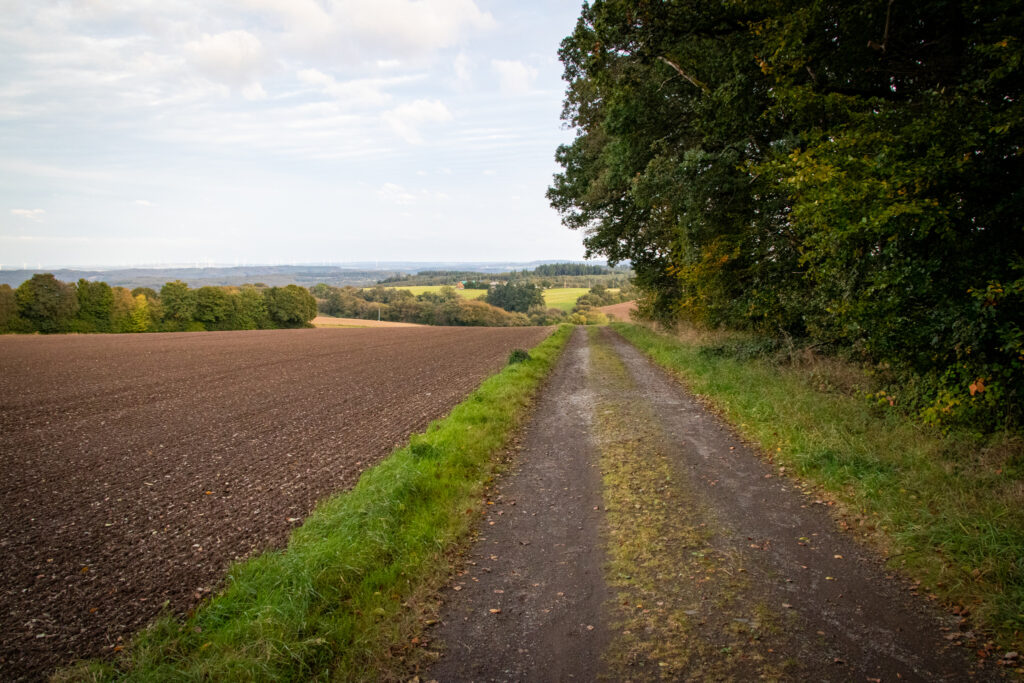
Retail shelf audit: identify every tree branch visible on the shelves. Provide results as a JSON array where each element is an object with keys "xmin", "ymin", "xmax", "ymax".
[
  {"xmin": 868, "ymin": 0, "xmax": 895, "ymax": 53},
  {"xmin": 658, "ymin": 56, "xmax": 710, "ymax": 93}
]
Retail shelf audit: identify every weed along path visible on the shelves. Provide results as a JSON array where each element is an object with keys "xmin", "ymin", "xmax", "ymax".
[{"xmin": 427, "ymin": 327, "xmax": 992, "ymax": 681}]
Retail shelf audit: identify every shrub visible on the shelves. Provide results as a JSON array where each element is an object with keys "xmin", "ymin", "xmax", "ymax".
[{"xmin": 508, "ymin": 348, "xmax": 531, "ymax": 364}]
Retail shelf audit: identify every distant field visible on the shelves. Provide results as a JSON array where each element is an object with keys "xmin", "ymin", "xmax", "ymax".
[
  {"xmin": 376, "ymin": 285, "xmax": 489, "ymax": 299},
  {"xmin": 543, "ymin": 288, "xmax": 591, "ymax": 312},
  {"xmin": 597, "ymin": 300, "xmax": 638, "ymax": 321},
  {"xmin": 312, "ymin": 316, "xmax": 422, "ymax": 328},
  {"xmin": 380, "ymin": 285, "xmax": 603, "ymax": 313}
]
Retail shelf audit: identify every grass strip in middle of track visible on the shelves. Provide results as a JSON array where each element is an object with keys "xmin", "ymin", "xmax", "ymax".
[{"xmin": 66, "ymin": 325, "xmax": 573, "ymax": 682}]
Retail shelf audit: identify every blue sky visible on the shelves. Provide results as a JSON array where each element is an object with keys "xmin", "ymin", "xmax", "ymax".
[{"xmin": 0, "ymin": 1, "xmax": 588, "ymax": 267}]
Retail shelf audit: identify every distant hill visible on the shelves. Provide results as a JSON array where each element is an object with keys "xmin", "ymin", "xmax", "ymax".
[
  {"xmin": 0, "ymin": 261, "xmax": 613, "ymax": 289},
  {"xmin": 0, "ymin": 266, "xmax": 399, "ymax": 289}
]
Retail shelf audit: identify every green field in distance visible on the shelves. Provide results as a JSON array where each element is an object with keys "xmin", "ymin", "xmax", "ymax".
[{"xmin": 377, "ymin": 285, "xmax": 605, "ymax": 312}]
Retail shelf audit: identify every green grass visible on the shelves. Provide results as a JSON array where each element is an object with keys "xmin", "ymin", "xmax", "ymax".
[
  {"xmin": 377, "ymin": 285, "xmax": 601, "ymax": 314},
  {"xmin": 375, "ymin": 285, "xmax": 489, "ymax": 299},
  {"xmin": 377, "ymin": 285, "xmax": 613, "ymax": 314},
  {"xmin": 542, "ymin": 288, "xmax": 591, "ymax": 312},
  {"xmin": 61, "ymin": 326, "xmax": 573, "ymax": 682},
  {"xmin": 612, "ymin": 323, "xmax": 1024, "ymax": 652}
]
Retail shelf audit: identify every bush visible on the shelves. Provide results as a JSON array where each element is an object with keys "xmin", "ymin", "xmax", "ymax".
[{"xmin": 507, "ymin": 350, "xmax": 532, "ymax": 366}]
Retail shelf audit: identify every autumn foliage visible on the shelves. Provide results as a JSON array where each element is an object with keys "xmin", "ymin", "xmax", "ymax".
[{"xmin": 549, "ymin": 0, "xmax": 1024, "ymax": 429}]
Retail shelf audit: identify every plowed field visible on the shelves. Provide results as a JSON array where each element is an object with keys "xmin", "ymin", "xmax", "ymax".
[
  {"xmin": 597, "ymin": 300, "xmax": 637, "ymax": 321},
  {"xmin": 0, "ymin": 326, "xmax": 551, "ymax": 680}
]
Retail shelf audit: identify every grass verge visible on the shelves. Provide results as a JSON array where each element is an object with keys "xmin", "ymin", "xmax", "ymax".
[
  {"xmin": 60, "ymin": 325, "xmax": 573, "ymax": 682},
  {"xmin": 611, "ymin": 322, "xmax": 1024, "ymax": 655}
]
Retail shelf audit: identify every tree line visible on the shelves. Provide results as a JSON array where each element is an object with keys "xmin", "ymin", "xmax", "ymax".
[
  {"xmin": 549, "ymin": 0, "xmax": 1023, "ymax": 429},
  {"xmin": 376, "ymin": 263, "xmax": 635, "ymax": 289},
  {"xmin": 0, "ymin": 274, "xmax": 317, "ymax": 334},
  {"xmin": 313, "ymin": 284, "xmax": 555, "ymax": 326},
  {"xmin": 529, "ymin": 263, "xmax": 610, "ymax": 276},
  {"xmin": 312, "ymin": 282, "xmax": 633, "ymax": 326}
]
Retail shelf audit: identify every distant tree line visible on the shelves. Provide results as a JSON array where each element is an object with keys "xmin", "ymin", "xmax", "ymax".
[
  {"xmin": 377, "ymin": 265, "xmax": 635, "ymax": 290},
  {"xmin": 531, "ymin": 263, "xmax": 609, "ymax": 276},
  {"xmin": 312, "ymin": 284, "xmax": 538, "ymax": 326},
  {"xmin": 311, "ymin": 282, "xmax": 635, "ymax": 328},
  {"xmin": 378, "ymin": 271, "xmax": 492, "ymax": 286},
  {"xmin": 0, "ymin": 274, "xmax": 317, "ymax": 334}
]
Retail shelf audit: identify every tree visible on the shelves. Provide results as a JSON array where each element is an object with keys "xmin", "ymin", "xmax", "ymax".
[
  {"xmin": 229, "ymin": 285, "xmax": 271, "ymax": 329},
  {"xmin": 485, "ymin": 282, "xmax": 545, "ymax": 313},
  {"xmin": 0, "ymin": 284, "xmax": 28, "ymax": 333},
  {"xmin": 110, "ymin": 287, "xmax": 136, "ymax": 333},
  {"xmin": 265, "ymin": 285, "xmax": 317, "ymax": 327},
  {"xmin": 550, "ymin": 0, "xmax": 1024, "ymax": 427},
  {"xmin": 131, "ymin": 287, "xmax": 159, "ymax": 300},
  {"xmin": 129, "ymin": 293, "xmax": 151, "ymax": 332},
  {"xmin": 160, "ymin": 280, "xmax": 196, "ymax": 329},
  {"xmin": 75, "ymin": 279, "xmax": 114, "ymax": 332},
  {"xmin": 194, "ymin": 286, "xmax": 231, "ymax": 328},
  {"xmin": 15, "ymin": 274, "xmax": 79, "ymax": 333}
]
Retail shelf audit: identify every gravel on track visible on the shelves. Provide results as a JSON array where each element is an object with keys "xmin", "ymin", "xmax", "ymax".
[{"xmin": 0, "ymin": 326, "xmax": 550, "ymax": 681}]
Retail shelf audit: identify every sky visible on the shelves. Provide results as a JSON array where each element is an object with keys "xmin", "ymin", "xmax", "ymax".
[{"xmin": 0, "ymin": 0, "xmax": 589, "ymax": 268}]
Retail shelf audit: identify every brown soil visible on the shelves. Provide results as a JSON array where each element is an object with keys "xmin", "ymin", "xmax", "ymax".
[
  {"xmin": 312, "ymin": 315, "xmax": 422, "ymax": 328},
  {"xmin": 427, "ymin": 326, "xmax": 998, "ymax": 681},
  {"xmin": 597, "ymin": 300, "xmax": 637, "ymax": 321},
  {"xmin": 0, "ymin": 326, "xmax": 550, "ymax": 681}
]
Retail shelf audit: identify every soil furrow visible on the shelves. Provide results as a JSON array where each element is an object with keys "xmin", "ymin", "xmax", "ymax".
[{"xmin": 0, "ymin": 326, "xmax": 550, "ymax": 681}]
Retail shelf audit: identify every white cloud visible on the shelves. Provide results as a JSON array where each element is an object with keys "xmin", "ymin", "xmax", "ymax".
[
  {"xmin": 11, "ymin": 209, "xmax": 45, "ymax": 221},
  {"xmin": 242, "ymin": 82, "xmax": 268, "ymax": 100},
  {"xmin": 186, "ymin": 30, "xmax": 266, "ymax": 87},
  {"xmin": 453, "ymin": 52, "xmax": 472, "ymax": 86},
  {"xmin": 344, "ymin": 0, "xmax": 495, "ymax": 54},
  {"xmin": 377, "ymin": 182, "xmax": 451, "ymax": 205},
  {"xmin": 492, "ymin": 59, "xmax": 538, "ymax": 94},
  {"xmin": 237, "ymin": 0, "xmax": 494, "ymax": 62},
  {"xmin": 382, "ymin": 99, "xmax": 453, "ymax": 144},
  {"xmin": 297, "ymin": 68, "xmax": 396, "ymax": 108},
  {"xmin": 377, "ymin": 182, "xmax": 417, "ymax": 205},
  {"xmin": 0, "ymin": 1, "xmax": 588, "ymax": 266}
]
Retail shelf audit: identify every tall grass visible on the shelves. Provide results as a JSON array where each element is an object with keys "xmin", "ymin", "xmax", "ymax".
[
  {"xmin": 612, "ymin": 323, "xmax": 1024, "ymax": 650},
  {"xmin": 63, "ymin": 325, "xmax": 573, "ymax": 682}
]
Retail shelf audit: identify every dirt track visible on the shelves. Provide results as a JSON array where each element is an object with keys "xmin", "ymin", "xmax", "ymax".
[
  {"xmin": 0, "ymin": 326, "xmax": 550, "ymax": 681},
  {"xmin": 428, "ymin": 327, "xmax": 993, "ymax": 681}
]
